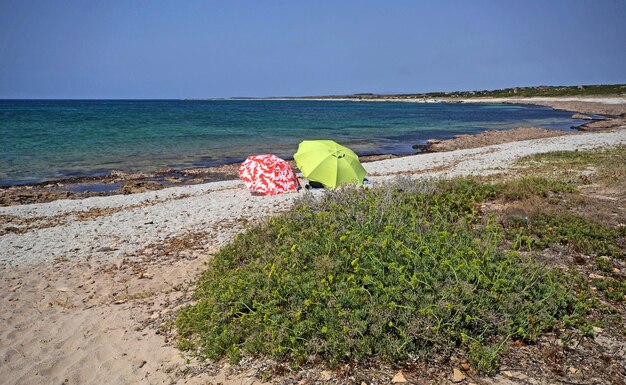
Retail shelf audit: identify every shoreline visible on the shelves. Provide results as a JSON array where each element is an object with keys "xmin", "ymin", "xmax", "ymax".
[
  {"xmin": 3, "ymin": 128, "xmax": 625, "ymax": 266},
  {"xmin": 2, "ymin": 128, "xmax": 626, "ymax": 385},
  {"xmin": 2, "ymin": 96, "xmax": 625, "ymax": 385},
  {"xmin": 3, "ymin": 96, "xmax": 623, "ymax": 206}
]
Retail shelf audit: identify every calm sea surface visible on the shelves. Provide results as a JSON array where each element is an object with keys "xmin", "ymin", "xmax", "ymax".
[{"xmin": 0, "ymin": 99, "xmax": 577, "ymax": 185}]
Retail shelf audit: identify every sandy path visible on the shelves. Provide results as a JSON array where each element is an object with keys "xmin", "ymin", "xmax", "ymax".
[
  {"xmin": 452, "ymin": 96, "xmax": 626, "ymax": 116},
  {"xmin": 455, "ymin": 96, "xmax": 626, "ymax": 105},
  {"xmin": 1, "ymin": 129, "xmax": 625, "ymax": 385}
]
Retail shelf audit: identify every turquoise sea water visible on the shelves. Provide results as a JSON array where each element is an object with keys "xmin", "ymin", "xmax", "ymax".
[{"xmin": 0, "ymin": 100, "xmax": 577, "ymax": 185}]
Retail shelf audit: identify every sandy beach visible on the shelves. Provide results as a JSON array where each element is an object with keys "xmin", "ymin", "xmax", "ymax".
[{"xmin": 1, "ymin": 98, "xmax": 625, "ymax": 384}]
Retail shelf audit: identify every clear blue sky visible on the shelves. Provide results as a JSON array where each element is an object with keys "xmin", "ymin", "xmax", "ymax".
[{"xmin": 1, "ymin": 0, "xmax": 625, "ymax": 99}]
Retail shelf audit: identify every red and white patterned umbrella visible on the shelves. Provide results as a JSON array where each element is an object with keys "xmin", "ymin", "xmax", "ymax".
[{"xmin": 238, "ymin": 154, "xmax": 300, "ymax": 195}]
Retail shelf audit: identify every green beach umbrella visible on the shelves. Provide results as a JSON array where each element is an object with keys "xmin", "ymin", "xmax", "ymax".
[{"xmin": 294, "ymin": 140, "xmax": 366, "ymax": 188}]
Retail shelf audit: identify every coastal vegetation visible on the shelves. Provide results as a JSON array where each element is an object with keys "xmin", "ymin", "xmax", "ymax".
[
  {"xmin": 421, "ymin": 83, "xmax": 626, "ymax": 99},
  {"xmin": 176, "ymin": 146, "xmax": 625, "ymax": 375},
  {"xmin": 305, "ymin": 83, "xmax": 626, "ymax": 100}
]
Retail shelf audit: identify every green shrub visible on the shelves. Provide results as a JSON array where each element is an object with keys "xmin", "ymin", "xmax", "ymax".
[
  {"xmin": 520, "ymin": 211, "xmax": 625, "ymax": 257},
  {"xmin": 591, "ymin": 279, "xmax": 626, "ymax": 302},
  {"xmin": 495, "ymin": 177, "xmax": 576, "ymax": 201},
  {"xmin": 467, "ymin": 340, "xmax": 500, "ymax": 375},
  {"xmin": 176, "ymin": 178, "xmax": 584, "ymax": 371}
]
